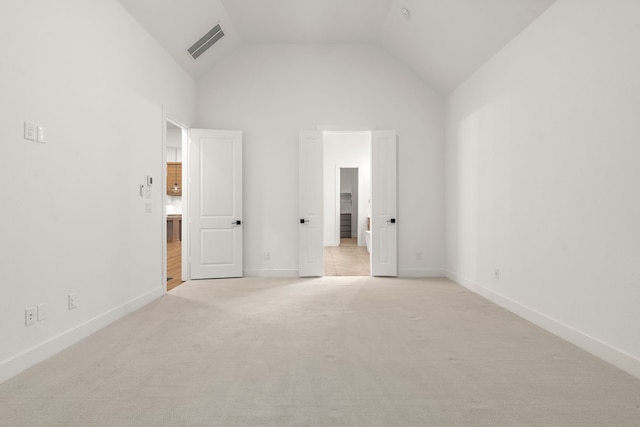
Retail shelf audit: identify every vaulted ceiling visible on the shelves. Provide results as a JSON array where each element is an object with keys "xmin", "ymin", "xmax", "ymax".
[{"xmin": 118, "ymin": 0, "xmax": 556, "ymax": 95}]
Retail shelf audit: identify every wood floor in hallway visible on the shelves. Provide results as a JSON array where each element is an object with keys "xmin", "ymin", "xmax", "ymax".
[
  {"xmin": 167, "ymin": 239, "xmax": 184, "ymax": 291},
  {"xmin": 324, "ymin": 238, "xmax": 370, "ymax": 276}
]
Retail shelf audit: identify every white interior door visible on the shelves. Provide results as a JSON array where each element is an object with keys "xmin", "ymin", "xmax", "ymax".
[
  {"xmin": 190, "ymin": 129, "xmax": 243, "ymax": 279},
  {"xmin": 371, "ymin": 130, "xmax": 397, "ymax": 276},
  {"xmin": 299, "ymin": 131, "xmax": 323, "ymax": 277}
]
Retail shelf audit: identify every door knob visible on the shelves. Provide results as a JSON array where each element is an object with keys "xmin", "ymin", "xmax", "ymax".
[
  {"xmin": 232, "ymin": 220, "xmax": 242, "ymax": 225},
  {"xmin": 386, "ymin": 218, "xmax": 396, "ymax": 224},
  {"xmin": 300, "ymin": 219, "xmax": 309, "ymax": 224}
]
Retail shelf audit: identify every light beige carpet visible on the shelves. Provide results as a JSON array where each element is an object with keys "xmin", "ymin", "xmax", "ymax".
[{"xmin": 1, "ymin": 277, "xmax": 639, "ymax": 426}]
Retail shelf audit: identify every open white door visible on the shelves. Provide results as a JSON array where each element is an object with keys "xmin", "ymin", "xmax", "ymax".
[
  {"xmin": 190, "ymin": 129, "xmax": 243, "ymax": 279},
  {"xmin": 299, "ymin": 131, "xmax": 323, "ymax": 277},
  {"xmin": 371, "ymin": 130, "xmax": 397, "ymax": 276}
]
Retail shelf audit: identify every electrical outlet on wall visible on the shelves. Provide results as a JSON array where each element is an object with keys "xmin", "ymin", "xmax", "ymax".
[
  {"xmin": 25, "ymin": 308, "xmax": 36, "ymax": 326},
  {"xmin": 495, "ymin": 269, "xmax": 500, "ymax": 280},
  {"xmin": 24, "ymin": 121, "xmax": 36, "ymax": 141},
  {"xmin": 68, "ymin": 293, "xmax": 77, "ymax": 310}
]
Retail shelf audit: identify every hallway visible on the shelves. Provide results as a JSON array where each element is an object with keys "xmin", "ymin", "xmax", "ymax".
[
  {"xmin": 166, "ymin": 240, "xmax": 183, "ymax": 291},
  {"xmin": 324, "ymin": 238, "xmax": 370, "ymax": 276}
]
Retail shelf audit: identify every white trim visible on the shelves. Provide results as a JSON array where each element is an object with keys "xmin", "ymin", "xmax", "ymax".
[
  {"xmin": 334, "ymin": 165, "xmax": 341, "ymax": 245},
  {"xmin": 161, "ymin": 110, "xmax": 168, "ymax": 293},
  {"xmin": 317, "ymin": 125, "xmax": 376, "ymax": 133},
  {"xmin": 399, "ymin": 268, "xmax": 446, "ymax": 277},
  {"xmin": 335, "ymin": 165, "xmax": 362, "ymax": 247},
  {"xmin": 244, "ymin": 269, "xmax": 447, "ymax": 279},
  {"xmin": 244, "ymin": 269, "xmax": 299, "ymax": 278},
  {"xmin": 179, "ymin": 125, "xmax": 190, "ymax": 282},
  {"xmin": 0, "ymin": 288, "xmax": 163, "ymax": 384},
  {"xmin": 446, "ymin": 271, "xmax": 640, "ymax": 380},
  {"xmin": 162, "ymin": 108, "xmax": 190, "ymax": 284}
]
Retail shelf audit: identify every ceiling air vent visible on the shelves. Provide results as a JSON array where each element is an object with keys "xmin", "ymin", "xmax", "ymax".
[{"xmin": 187, "ymin": 24, "xmax": 224, "ymax": 60}]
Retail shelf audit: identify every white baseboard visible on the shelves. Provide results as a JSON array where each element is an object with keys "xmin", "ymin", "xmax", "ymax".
[
  {"xmin": 243, "ymin": 268, "xmax": 446, "ymax": 278},
  {"xmin": 243, "ymin": 268, "xmax": 447, "ymax": 278},
  {"xmin": 399, "ymin": 268, "xmax": 445, "ymax": 277},
  {"xmin": 244, "ymin": 269, "xmax": 299, "ymax": 277},
  {"xmin": 0, "ymin": 287, "xmax": 163, "ymax": 384},
  {"xmin": 446, "ymin": 271, "xmax": 640, "ymax": 380}
]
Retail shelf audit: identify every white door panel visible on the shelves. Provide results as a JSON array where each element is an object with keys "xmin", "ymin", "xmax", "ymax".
[
  {"xmin": 190, "ymin": 129, "xmax": 243, "ymax": 279},
  {"xmin": 371, "ymin": 130, "xmax": 397, "ymax": 276},
  {"xmin": 299, "ymin": 131, "xmax": 324, "ymax": 277}
]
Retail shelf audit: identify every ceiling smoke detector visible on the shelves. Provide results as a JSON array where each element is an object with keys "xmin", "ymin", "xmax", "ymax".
[{"xmin": 401, "ymin": 8, "xmax": 410, "ymax": 18}]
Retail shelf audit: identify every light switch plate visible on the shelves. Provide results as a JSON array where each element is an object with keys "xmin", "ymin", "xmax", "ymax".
[
  {"xmin": 37, "ymin": 126, "xmax": 46, "ymax": 143},
  {"xmin": 37, "ymin": 303, "xmax": 47, "ymax": 321}
]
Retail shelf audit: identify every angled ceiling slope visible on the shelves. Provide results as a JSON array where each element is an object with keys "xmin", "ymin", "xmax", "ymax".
[{"xmin": 118, "ymin": 0, "xmax": 556, "ymax": 95}]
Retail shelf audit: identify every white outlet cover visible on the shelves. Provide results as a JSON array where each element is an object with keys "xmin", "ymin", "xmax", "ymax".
[
  {"xmin": 24, "ymin": 121, "xmax": 36, "ymax": 141},
  {"xmin": 25, "ymin": 308, "xmax": 36, "ymax": 326}
]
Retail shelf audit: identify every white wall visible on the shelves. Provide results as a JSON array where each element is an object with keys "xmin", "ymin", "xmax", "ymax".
[
  {"xmin": 324, "ymin": 132, "xmax": 370, "ymax": 246},
  {"xmin": 166, "ymin": 129, "xmax": 183, "ymax": 150},
  {"xmin": 0, "ymin": 0, "xmax": 195, "ymax": 383},
  {"xmin": 196, "ymin": 44, "xmax": 445, "ymax": 277},
  {"xmin": 445, "ymin": 0, "xmax": 640, "ymax": 377}
]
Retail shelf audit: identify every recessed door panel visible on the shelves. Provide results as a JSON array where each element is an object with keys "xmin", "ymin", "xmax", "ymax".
[
  {"xmin": 201, "ymin": 138, "xmax": 235, "ymax": 217},
  {"xmin": 200, "ymin": 229, "xmax": 235, "ymax": 265}
]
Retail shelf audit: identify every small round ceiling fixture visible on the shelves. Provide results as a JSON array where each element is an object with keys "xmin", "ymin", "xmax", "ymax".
[{"xmin": 401, "ymin": 8, "xmax": 410, "ymax": 18}]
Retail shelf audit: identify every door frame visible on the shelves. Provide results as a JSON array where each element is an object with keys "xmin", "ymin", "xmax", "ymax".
[
  {"xmin": 334, "ymin": 166, "xmax": 361, "ymax": 246},
  {"xmin": 162, "ymin": 110, "xmax": 190, "ymax": 292},
  {"xmin": 316, "ymin": 126, "xmax": 397, "ymax": 277},
  {"xmin": 307, "ymin": 125, "xmax": 396, "ymax": 277},
  {"xmin": 320, "ymin": 124, "xmax": 374, "ymax": 250}
]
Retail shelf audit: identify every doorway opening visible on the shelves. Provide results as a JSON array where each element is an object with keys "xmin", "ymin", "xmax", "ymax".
[
  {"xmin": 165, "ymin": 119, "xmax": 187, "ymax": 291},
  {"xmin": 323, "ymin": 132, "xmax": 371, "ymax": 276},
  {"xmin": 299, "ymin": 128, "xmax": 396, "ymax": 278}
]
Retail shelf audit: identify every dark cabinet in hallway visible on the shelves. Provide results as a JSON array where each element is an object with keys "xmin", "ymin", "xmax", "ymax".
[{"xmin": 340, "ymin": 213, "xmax": 351, "ymax": 238}]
